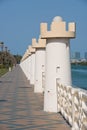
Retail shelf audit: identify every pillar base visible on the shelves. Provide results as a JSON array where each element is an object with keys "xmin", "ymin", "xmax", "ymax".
[{"xmin": 44, "ymin": 91, "xmax": 58, "ymax": 113}]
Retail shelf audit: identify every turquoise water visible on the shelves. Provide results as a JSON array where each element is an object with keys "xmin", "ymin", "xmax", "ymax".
[{"xmin": 71, "ymin": 65, "xmax": 87, "ymax": 90}]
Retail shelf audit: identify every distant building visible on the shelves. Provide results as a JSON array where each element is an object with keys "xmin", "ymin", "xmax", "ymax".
[
  {"xmin": 74, "ymin": 52, "xmax": 80, "ymax": 60},
  {"xmin": 84, "ymin": 52, "xmax": 87, "ymax": 60}
]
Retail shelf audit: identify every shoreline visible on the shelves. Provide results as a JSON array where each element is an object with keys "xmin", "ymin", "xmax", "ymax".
[{"xmin": 71, "ymin": 62, "xmax": 87, "ymax": 66}]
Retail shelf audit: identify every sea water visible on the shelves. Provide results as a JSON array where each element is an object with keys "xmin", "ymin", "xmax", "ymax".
[{"xmin": 71, "ymin": 64, "xmax": 87, "ymax": 90}]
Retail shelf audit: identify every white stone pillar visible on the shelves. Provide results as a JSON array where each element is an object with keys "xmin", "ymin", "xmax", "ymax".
[
  {"xmin": 32, "ymin": 38, "xmax": 46, "ymax": 93},
  {"xmin": 27, "ymin": 54, "xmax": 31, "ymax": 81},
  {"xmin": 20, "ymin": 50, "xmax": 30, "ymax": 78},
  {"xmin": 30, "ymin": 53, "xmax": 35, "ymax": 84},
  {"xmin": 29, "ymin": 46, "xmax": 36, "ymax": 85},
  {"xmin": 24, "ymin": 49, "xmax": 31, "ymax": 79},
  {"xmin": 40, "ymin": 16, "xmax": 76, "ymax": 112}
]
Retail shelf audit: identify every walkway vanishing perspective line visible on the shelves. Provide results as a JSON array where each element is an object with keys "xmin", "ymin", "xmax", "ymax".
[{"xmin": 0, "ymin": 65, "xmax": 71, "ymax": 130}]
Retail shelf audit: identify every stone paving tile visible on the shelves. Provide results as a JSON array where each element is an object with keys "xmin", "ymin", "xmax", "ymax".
[{"xmin": 0, "ymin": 65, "xmax": 71, "ymax": 130}]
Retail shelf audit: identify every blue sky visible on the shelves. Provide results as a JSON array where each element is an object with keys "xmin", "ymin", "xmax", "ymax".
[{"xmin": 0, "ymin": 0, "xmax": 87, "ymax": 57}]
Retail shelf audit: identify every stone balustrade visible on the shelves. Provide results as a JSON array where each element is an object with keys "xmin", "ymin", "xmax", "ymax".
[{"xmin": 56, "ymin": 79, "xmax": 87, "ymax": 130}]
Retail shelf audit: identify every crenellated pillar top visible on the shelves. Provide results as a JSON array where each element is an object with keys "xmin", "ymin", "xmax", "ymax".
[
  {"xmin": 40, "ymin": 16, "xmax": 76, "ymax": 39},
  {"xmin": 32, "ymin": 38, "xmax": 46, "ymax": 49},
  {"xmin": 28, "ymin": 45, "xmax": 36, "ymax": 53}
]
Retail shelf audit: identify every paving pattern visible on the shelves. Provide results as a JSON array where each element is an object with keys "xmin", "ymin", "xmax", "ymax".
[{"xmin": 0, "ymin": 65, "xmax": 71, "ymax": 130}]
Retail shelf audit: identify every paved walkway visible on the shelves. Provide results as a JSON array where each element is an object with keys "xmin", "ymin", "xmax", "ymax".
[{"xmin": 0, "ymin": 65, "xmax": 71, "ymax": 130}]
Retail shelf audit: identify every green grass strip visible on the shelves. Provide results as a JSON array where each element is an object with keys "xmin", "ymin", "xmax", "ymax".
[{"xmin": 0, "ymin": 68, "xmax": 8, "ymax": 77}]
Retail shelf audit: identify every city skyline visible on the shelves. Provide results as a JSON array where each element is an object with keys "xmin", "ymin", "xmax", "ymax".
[
  {"xmin": 0, "ymin": 0, "xmax": 87, "ymax": 56},
  {"xmin": 71, "ymin": 51, "xmax": 87, "ymax": 59}
]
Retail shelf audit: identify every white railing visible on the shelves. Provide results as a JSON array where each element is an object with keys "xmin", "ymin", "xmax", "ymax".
[{"xmin": 56, "ymin": 79, "xmax": 87, "ymax": 130}]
